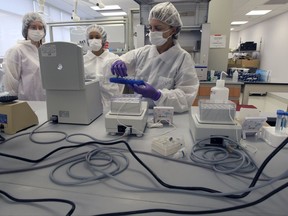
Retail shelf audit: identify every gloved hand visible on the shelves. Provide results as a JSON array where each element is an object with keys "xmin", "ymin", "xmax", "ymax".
[
  {"xmin": 111, "ymin": 60, "xmax": 128, "ymax": 77},
  {"xmin": 129, "ymin": 82, "xmax": 161, "ymax": 101}
]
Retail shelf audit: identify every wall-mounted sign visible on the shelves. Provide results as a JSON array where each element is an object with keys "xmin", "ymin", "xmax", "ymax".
[{"xmin": 210, "ymin": 34, "xmax": 226, "ymax": 48}]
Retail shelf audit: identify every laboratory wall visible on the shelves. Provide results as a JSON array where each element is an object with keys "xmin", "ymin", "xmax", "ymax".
[
  {"xmin": 229, "ymin": 11, "xmax": 288, "ymax": 82},
  {"xmin": 229, "ymin": 31, "xmax": 239, "ymax": 51},
  {"xmin": 207, "ymin": 0, "xmax": 232, "ymax": 71}
]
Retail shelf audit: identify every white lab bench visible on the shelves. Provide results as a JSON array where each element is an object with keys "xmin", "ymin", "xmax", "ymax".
[
  {"xmin": 0, "ymin": 101, "xmax": 288, "ymax": 216},
  {"xmin": 241, "ymin": 82, "xmax": 288, "ymax": 105}
]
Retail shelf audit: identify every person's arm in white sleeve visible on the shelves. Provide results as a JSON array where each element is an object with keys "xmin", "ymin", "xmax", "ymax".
[
  {"xmin": 155, "ymin": 54, "xmax": 199, "ymax": 113},
  {"xmin": 3, "ymin": 48, "xmax": 21, "ymax": 95}
]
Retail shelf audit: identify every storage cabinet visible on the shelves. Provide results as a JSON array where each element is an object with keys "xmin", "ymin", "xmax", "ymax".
[{"xmin": 193, "ymin": 82, "xmax": 242, "ymax": 106}]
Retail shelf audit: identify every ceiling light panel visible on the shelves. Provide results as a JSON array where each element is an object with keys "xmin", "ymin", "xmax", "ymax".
[
  {"xmin": 101, "ymin": 12, "xmax": 127, "ymax": 16},
  {"xmin": 246, "ymin": 10, "xmax": 272, "ymax": 15},
  {"xmin": 91, "ymin": 5, "xmax": 121, "ymax": 10},
  {"xmin": 231, "ymin": 21, "xmax": 248, "ymax": 25}
]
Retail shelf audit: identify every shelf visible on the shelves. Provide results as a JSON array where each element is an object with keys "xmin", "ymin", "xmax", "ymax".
[
  {"xmin": 231, "ymin": 50, "xmax": 259, "ymax": 53},
  {"xmin": 181, "ymin": 26, "xmax": 202, "ymax": 31}
]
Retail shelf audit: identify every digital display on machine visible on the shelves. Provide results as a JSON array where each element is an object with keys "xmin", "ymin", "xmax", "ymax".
[{"xmin": 0, "ymin": 114, "xmax": 8, "ymax": 124}]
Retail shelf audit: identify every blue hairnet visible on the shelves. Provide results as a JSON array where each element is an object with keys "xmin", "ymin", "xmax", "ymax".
[
  {"xmin": 22, "ymin": 12, "xmax": 46, "ymax": 39},
  {"xmin": 86, "ymin": 24, "xmax": 107, "ymax": 46},
  {"xmin": 148, "ymin": 2, "xmax": 183, "ymax": 38}
]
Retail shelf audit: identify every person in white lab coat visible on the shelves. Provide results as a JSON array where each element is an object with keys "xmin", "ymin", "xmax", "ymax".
[
  {"xmin": 111, "ymin": 2, "xmax": 199, "ymax": 113},
  {"xmin": 3, "ymin": 12, "xmax": 46, "ymax": 101},
  {"xmin": 84, "ymin": 24, "xmax": 124, "ymax": 109}
]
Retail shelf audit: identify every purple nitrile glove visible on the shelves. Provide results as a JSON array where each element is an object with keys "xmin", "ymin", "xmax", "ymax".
[
  {"xmin": 111, "ymin": 60, "xmax": 128, "ymax": 77},
  {"xmin": 129, "ymin": 82, "xmax": 161, "ymax": 101}
]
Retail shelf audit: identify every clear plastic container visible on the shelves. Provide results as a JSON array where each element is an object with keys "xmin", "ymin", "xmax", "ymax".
[
  {"xmin": 198, "ymin": 99, "xmax": 236, "ymax": 124},
  {"xmin": 110, "ymin": 94, "xmax": 142, "ymax": 115}
]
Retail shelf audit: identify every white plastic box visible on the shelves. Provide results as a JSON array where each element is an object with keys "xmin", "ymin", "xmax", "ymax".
[{"xmin": 151, "ymin": 136, "xmax": 183, "ymax": 156}]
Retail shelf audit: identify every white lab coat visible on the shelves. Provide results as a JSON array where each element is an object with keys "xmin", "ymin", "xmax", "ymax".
[
  {"xmin": 3, "ymin": 40, "xmax": 46, "ymax": 101},
  {"xmin": 120, "ymin": 41, "xmax": 199, "ymax": 113},
  {"xmin": 84, "ymin": 50, "xmax": 124, "ymax": 108}
]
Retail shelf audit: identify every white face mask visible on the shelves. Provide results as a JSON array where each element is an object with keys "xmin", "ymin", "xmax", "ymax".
[
  {"xmin": 88, "ymin": 39, "xmax": 102, "ymax": 52},
  {"xmin": 149, "ymin": 29, "xmax": 171, "ymax": 46},
  {"xmin": 28, "ymin": 29, "xmax": 45, "ymax": 42}
]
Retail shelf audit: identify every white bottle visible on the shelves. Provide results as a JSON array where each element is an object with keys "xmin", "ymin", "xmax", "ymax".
[
  {"xmin": 210, "ymin": 79, "xmax": 229, "ymax": 102},
  {"xmin": 210, "ymin": 70, "xmax": 215, "ymax": 81},
  {"xmin": 232, "ymin": 70, "xmax": 239, "ymax": 82}
]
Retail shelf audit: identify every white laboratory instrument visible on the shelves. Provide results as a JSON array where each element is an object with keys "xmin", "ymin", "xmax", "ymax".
[
  {"xmin": 241, "ymin": 116, "xmax": 267, "ymax": 139},
  {"xmin": 153, "ymin": 106, "xmax": 174, "ymax": 124},
  {"xmin": 151, "ymin": 136, "xmax": 184, "ymax": 156},
  {"xmin": 105, "ymin": 95, "xmax": 148, "ymax": 136},
  {"xmin": 0, "ymin": 101, "xmax": 38, "ymax": 134},
  {"xmin": 260, "ymin": 126, "xmax": 288, "ymax": 148},
  {"xmin": 39, "ymin": 42, "xmax": 103, "ymax": 124},
  {"xmin": 189, "ymin": 100, "xmax": 242, "ymax": 143}
]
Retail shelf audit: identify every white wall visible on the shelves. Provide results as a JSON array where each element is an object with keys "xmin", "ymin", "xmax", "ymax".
[
  {"xmin": 229, "ymin": 31, "xmax": 239, "ymax": 51},
  {"xmin": 230, "ymin": 11, "xmax": 288, "ymax": 82},
  {"xmin": 208, "ymin": 0, "xmax": 233, "ymax": 71}
]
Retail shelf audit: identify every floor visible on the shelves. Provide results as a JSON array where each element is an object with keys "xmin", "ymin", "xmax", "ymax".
[{"xmin": 244, "ymin": 93, "xmax": 288, "ymax": 114}]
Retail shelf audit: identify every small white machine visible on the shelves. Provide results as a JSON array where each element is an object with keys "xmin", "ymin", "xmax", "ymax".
[
  {"xmin": 39, "ymin": 42, "xmax": 103, "ymax": 124},
  {"xmin": 189, "ymin": 100, "xmax": 242, "ymax": 143},
  {"xmin": 105, "ymin": 95, "xmax": 148, "ymax": 136},
  {"xmin": 241, "ymin": 116, "xmax": 267, "ymax": 139},
  {"xmin": 260, "ymin": 126, "xmax": 288, "ymax": 148},
  {"xmin": 153, "ymin": 106, "xmax": 174, "ymax": 124}
]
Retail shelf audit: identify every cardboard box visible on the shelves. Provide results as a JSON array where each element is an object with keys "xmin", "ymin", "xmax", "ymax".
[
  {"xmin": 236, "ymin": 59, "xmax": 260, "ymax": 68},
  {"xmin": 228, "ymin": 59, "xmax": 237, "ymax": 68}
]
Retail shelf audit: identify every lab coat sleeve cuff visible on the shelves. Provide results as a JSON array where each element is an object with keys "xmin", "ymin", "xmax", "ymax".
[{"xmin": 153, "ymin": 90, "xmax": 165, "ymax": 105}]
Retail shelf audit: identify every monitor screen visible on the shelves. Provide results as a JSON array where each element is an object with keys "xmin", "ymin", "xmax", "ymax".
[{"xmin": 39, "ymin": 41, "xmax": 85, "ymax": 90}]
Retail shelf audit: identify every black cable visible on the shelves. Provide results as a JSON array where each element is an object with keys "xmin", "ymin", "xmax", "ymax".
[
  {"xmin": 238, "ymin": 137, "xmax": 288, "ymax": 198},
  {"xmin": 3, "ymin": 137, "xmax": 288, "ymax": 199},
  {"xmin": 93, "ymin": 180, "xmax": 288, "ymax": 215},
  {"xmin": 0, "ymin": 189, "xmax": 75, "ymax": 216},
  {"xmin": 97, "ymin": 137, "xmax": 288, "ymax": 199},
  {"xmin": 2, "ymin": 135, "xmax": 288, "ymax": 202},
  {"xmin": 0, "ymin": 141, "xmax": 91, "ymax": 163},
  {"xmin": 1, "ymin": 136, "xmax": 287, "ymax": 216},
  {"xmin": 96, "ymin": 140, "xmax": 228, "ymax": 195}
]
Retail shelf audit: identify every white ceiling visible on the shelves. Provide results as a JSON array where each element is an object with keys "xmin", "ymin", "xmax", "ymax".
[
  {"xmin": 43, "ymin": 0, "xmax": 288, "ymax": 31},
  {"xmin": 232, "ymin": 0, "xmax": 288, "ymax": 31},
  {"xmin": 43, "ymin": 0, "xmax": 139, "ymax": 19}
]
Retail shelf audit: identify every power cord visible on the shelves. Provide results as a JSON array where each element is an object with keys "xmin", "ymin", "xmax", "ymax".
[
  {"xmin": 0, "ymin": 189, "xmax": 75, "ymax": 216},
  {"xmin": 91, "ymin": 138, "xmax": 288, "ymax": 215},
  {"xmin": 94, "ymin": 180, "xmax": 288, "ymax": 215},
  {"xmin": 1, "ymin": 137, "xmax": 288, "ymax": 216},
  {"xmin": 190, "ymin": 136, "xmax": 256, "ymax": 174},
  {"xmin": 1, "ymin": 116, "xmax": 288, "ymax": 215}
]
